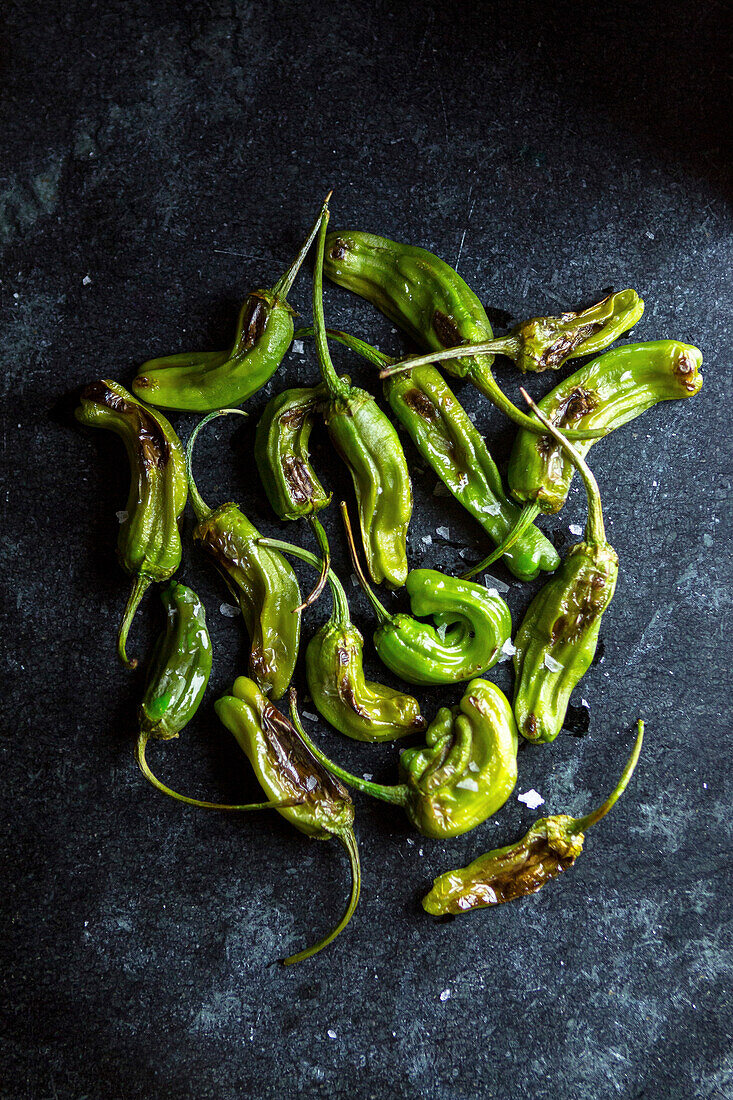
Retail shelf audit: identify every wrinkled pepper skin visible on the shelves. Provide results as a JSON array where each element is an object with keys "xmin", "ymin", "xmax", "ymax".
[
  {"xmin": 254, "ymin": 384, "xmax": 330, "ymax": 521},
  {"xmin": 75, "ymin": 379, "xmax": 187, "ymax": 668},
  {"xmin": 509, "ymin": 340, "xmax": 703, "ymax": 513},
  {"xmin": 139, "ymin": 581, "xmax": 212, "ymax": 741}
]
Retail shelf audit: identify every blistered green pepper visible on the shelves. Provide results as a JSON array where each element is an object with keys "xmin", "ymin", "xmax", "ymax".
[
  {"xmin": 508, "ymin": 340, "xmax": 703, "ymax": 514},
  {"xmin": 131, "ymin": 197, "xmax": 329, "ymax": 412},
  {"xmin": 216, "ymin": 676, "xmax": 360, "ymax": 964},
  {"xmin": 323, "ymin": 230, "xmax": 610, "ymax": 440},
  {"xmin": 187, "ymin": 410, "xmax": 301, "ymax": 699},
  {"xmin": 423, "ymin": 721, "xmax": 643, "ymax": 913},
  {"xmin": 75, "ymin": 379, "xmax": 187, "ymax": 669},
  {"xmin": 513, "ymin": 391, "xmax": 618, "ymax": 743},
  {"xmin": 291, "ymin": 679, "xmax": 518, "ymax": 839},
  {"xmin": 258, "ymin": 533, "xmax": 426, "ymax": 742},
  {"xmin": 344, "ymin": 504, "xmax": 511, "ymax": 686},
  {"xmin": 313, "ymin": 212, "xmax": 412, "ymax": 587}
]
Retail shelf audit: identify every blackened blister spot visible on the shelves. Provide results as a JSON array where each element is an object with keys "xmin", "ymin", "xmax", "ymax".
[
  {"xmin": 329, "ymin": 238, "xmax": 349, "ymax": 261},
  {"xmin": 241, "ymin": 296, "xmax": 269, "ymax": 349},
  {"xmin": 433, "ymin": 310, "xmax": 464, "ymax": 348},
  {"xmin": 403, "ymin": 388, "xmax": 439, "ymax": 421}
]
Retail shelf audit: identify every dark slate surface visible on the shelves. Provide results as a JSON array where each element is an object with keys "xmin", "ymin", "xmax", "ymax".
[{"xmin": 2, "ymin": 2, "xmax": 731, "ymax": 1098}]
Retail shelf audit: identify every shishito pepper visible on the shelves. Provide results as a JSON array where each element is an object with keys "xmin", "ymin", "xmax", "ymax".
[
  {"xmin": 323, "ymin": 230, "xmax": 613, "ymax": 439},
  {"xmin": 513, "ymin": 390, "xmax": 618, "ymax": 743},
  {"xmin": 131, "ymin": 196, "xmax": 329, "ymax": 412},
  {"xmin": 75, "ymin": 379, "xmax": 187, "ymax": 669},
  {"xmin": 291, "ymin": 679, "xmax": 518, "ymax": 839},
  {"xmin": 343, "ymin": 503, "xmax": 511, "ymax": 686},
  {"xmin": 313, "ymin": 210, "xmax": 412, "ymax": 587},
  {"xmin": 257, "ymin": 533, "xmax": 426, "ymax": 742},
  {"xmin": 215, "ymin": 677, "xmax": 360, "ymax": 965},
  {"xmin": 423, "ymin": 721, "xmax": 643, "ymax": 914},
  {"xmin": 186, "ymin": 410, "xmax": 301, "ymax": 699}
]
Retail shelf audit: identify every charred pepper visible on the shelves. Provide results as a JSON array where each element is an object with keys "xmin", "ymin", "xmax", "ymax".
[
  {"xmin": 423, "ymin": 721, "xmax": 643, "ymax": 913},
  {"xmin": 75, "ymin": 379, "xmax": 187, "ymax": 669}
]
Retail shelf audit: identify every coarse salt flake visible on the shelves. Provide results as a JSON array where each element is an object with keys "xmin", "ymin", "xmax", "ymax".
[
  {"xmin": 439, "ymin": 989, "xmax": 451, "ymax": 1002},
  {"xmin": 306, "ymin": 776, "xmax": 318, "ymax": 791},
  {"xmin": 456, "ymin": 777, "xmax": 479, "ymax": 792},
  {"xmin": 483, "ymin": 574, "xmax": 509, "ymax": 594},
  {"xmin": 569, "ymin": 523, "xmax": 583, "ymax": 536},
  {"xmin": 518, "ymin": 789, "xmax": 545, "ymax": 809},
  {"xmin": 292, "ymin": 340, "xmax": 304, "ymax": 355},
  {"xmin": 116, "ymin": 510, "xmax": 128, "ymax": 523},
  {"xmin": 220, "ymin": 603, "xmax": 240, "ymax": 617},
  {"xmin": 543, "ymin": 653, "xmax": 563, "ymax": 673},
  {"xmin": 302, "ymin": 711, "xmax": 319, "ymax": 723},
  {"xmin": 498, "ymin": 638, "xmax": 516, "ymax": 663},
  {"xmin": 363, "ymin": 773, "xmax": 373, "ymax": 781},
  {"xmin": 436, "ymin": 526, "xmax": 450, "ymax": 539},
  {"xmin": 327, "ymin": 1028, "xmax": 337, "ymax": 1039},
  {"xmin": 82, "ymin": 275, "xmax": 92, "ymax": 286},
  {"xmin": 468, "ymin": 761, "xmax": 480, "ymax": 773},
  {"xmin": 422, "ymin": 534, "xmax": 432, "ymax": 545}
]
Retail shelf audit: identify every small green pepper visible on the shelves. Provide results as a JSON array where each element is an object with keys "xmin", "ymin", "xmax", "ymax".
[
  {"xmin": 187, "ymin": 410, "xmax": 301, "ymax": 699},
  {"xmin": 257, "ymin": 533, "xmax": 426, "ymax": 742},
  {"xmin": 131, "ymin": 197, "xmax": 329, "ymax": 412},
  {"xmin": 513, "ymin": 390, "xmax": 618, "ymax": 743},
  {"xmin": 323, "ymin": 230, "xmax": 608, "ymax": 440},
  {"xmin": 215, "ymin": 676, "xmax": 360, "ymax": 964},
  {"xmin": 291, "ymin": 679, "xmax": 518, "ymax": 839},
  {"xmin": 344, "ymin": 504, "xmax": 511, "ymax": 686},
  {"xmin": 423, "ymin": 721, "xmax": 643, "ymax": 913},
  {"xmin": 75, "ymin": 379, "xmax": 187, "ymax": 669},
  {"xmin": 508, "ymin": 340, "xmax": 703, "ymax": 514},
  {"xmin": 313, "ymin": 213, "xmax": 412, "ymax": 587}
]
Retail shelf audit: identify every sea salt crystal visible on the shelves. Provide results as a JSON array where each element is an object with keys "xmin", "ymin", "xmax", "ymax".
[
  {"xmin": 292, "ymin": 340, "xmax": 304, "ymax": 355},
  {"xmin": 306, "ymin": 776, "xmax": 317, "ymax": 791},
  {"xmin": 468, "ymin": 761, "xmax": 480, "ymax": 773},
  {"xmin": 327, "ymin": 1028, "xmax": 337, "ymax": 1039},
  {"xmin": 363, "ymin": 773, "xmax": 373, "ymax": 781},
  {"xmin": 422, "ymin": 535, "xmax": 432, "ymax": 545},
  {"xmin": 439, "ymin": 989, "xmax": 451, "ymax": 1002},
  {"xmin": 518, "ymin": 789, "xmax": 545, "ymax": 809},
  {"xmin": 220, "ymin": 603, "xmax": 240, "ymax": 617},
  {"xmin": 569, "ymin": 523, "xmax": 583, "ymax": 536},
  {"xmin": 435, "ymin": 621, "xmax": 448, "ymax": 642},
  {"xmin": 483, "ymin": 574, "xmax": 509, "ymax": 595},
  {"xmin": 497, "ymin": 638, "xmax": 516, "ymax": 663},
  {"xmin": 543, "ymin": 653, "xmax": 562, "ymax": 673},
  {"xmin": 436, "ymin": 526, "xmax": 450, "ymax": 539},
  {"xmin": 82, "ymin": 275, "xmax": 92, "ymax": 286},
  {"xmin": 302, "ymin": 711, "xmax": 319, "ymax": 723},
  {"xmin": 456, "ymin": 777, "xmax": 479, "ymax": 792},
  {"xmin": 116, "ymin": 510, "xmax": 128, "ymax": 523},
  {"xmin": 350, "ymin": 574, "xmax": 360, "ymax": 586}
]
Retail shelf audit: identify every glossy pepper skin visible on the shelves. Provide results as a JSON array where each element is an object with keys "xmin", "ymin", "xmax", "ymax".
[
  {"xmin": 323, "ymin": 230, "xmax": 606, "ymax": 440},
  {"xmin": 304, "ymin": 326, "xmax": 560, "ymax": 582},
  {"xmin": 215, "ymin": 676, "xmax": 360, "ymax": 964},
  {"xmin": 313, "ymin": 211, "xmax": 412, "ymax": 587},
  {"xmin": 423, "ymin": 722, "xmax": 643, "ymax": 914},
  {"xmin": 131, "ymin": 198, "xmax": 329, "ymax": 412},
  {"xmin": 513, "ymin": 391, "xmax": 618, "ymax": 743},
  {"xmin": 509, "ymin": 340, "xmax": 703, "ymax": 513},
  {"xmin": 292, "ymin": 679, "xmax": 518, "ymax": 839},
  {"xmin": 75, "ymin": 379, "xmax": 187, "ymax": 669},
  {"xmin": 187, "ymin": 411, "xmax": 301, "ymax": 699},
  {"xmin": 259, "ymin": 534, "xmax": 426, "ymax": 742}
]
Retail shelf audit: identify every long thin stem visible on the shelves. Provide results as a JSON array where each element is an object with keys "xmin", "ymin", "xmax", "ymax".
[
  {"xmin": 185, "ymin": 408, "xmax": 247, "ymax": 522},
  {"xmin": 272, "ymin": 192, "xmax": 332, "ymax": 299},
  {"xmin": 460, "ymin": 502, "xmax": 542, "ymax": 580},
  {"xmin": 573, "ymin": 720, "xmax": 644, "ymax": 832},
  {"xmin": 136, "ymin": 732, "xmax": 303, "ymax": 811},
  {"xmin": 256, "ymin": 535, "xmax": 350, "ymax": 624},
  {"xmin": 295, "ymin": 514, "xmax": 331, "ymax": 612},
  {"xmin": 379, "ymin": 338, "xmax": 517, "ymax": 379},
  {"xmin": 282, "ymin": 825, "xmax": 361, "ymax": 966},
  {"xmin": 294, "ymin": 325, "xmax": 393, "ymax": 370},
  {"xmin": 520, "ymin": 388, "xmax": 606, "ymax": 544},
  {"xmin": 339, "ymin": 501, "xmax": 391, "ymax": 625},
  {"xmin": 312, "ymin": 206, "xmax": 350, "ymax": 398},
  {"xmin": 117, "ymin": 573, "xmax": 152, "ymax": 670}
]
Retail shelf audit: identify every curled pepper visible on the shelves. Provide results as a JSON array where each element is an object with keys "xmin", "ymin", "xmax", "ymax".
[
  {"xmin": 291, "ymin": 679, "xmax": 518, "ymax": 839},
  {"xmin": 344, "ymin": 503, "xmax": 511, "ymax": 686},
  {"xmin": 131, "ymin": 196, "xmax": 329, "ymax": 412},
  {"xmin": 257, "ymin": 533, "xmax": 426, "ymax": 742},
  {"xmin": 75, "ymin": 379, "xmax": 187, "ymax": 669},
  {"xmin": 423, "ymin": 721, "xmax": 643, "ymax": 914},
  {"xmin": 513, "ymin": 390, "xmax": 618, "ymax": 743},
  {"xmin": 313, "ymin": 213, "xmax": 412, "ymax": 587},
  {"xmin": 187, "ymin": 410, "xmax": 301, "ymax": 699},
  {"xmin": 215, "ymin": 676, "xmax": 360, "ymax": 964},
  {"xmin": 508, "ymin": 340, "xmax": 703, "ymax": 514},
  {"xmin": 323, "ymin": 230, "xmax": 607, "ymax": 440}
]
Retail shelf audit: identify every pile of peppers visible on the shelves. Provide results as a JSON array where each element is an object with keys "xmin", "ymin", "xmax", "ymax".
[{"xmin": 75, "ymin": 193, "xmax": 702, "ymax": 963}]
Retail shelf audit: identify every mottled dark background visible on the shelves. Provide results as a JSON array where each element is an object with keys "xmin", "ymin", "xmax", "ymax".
[{"xmin": 1, "ymin": 1, "xmax": 731, "ymax": 1098}]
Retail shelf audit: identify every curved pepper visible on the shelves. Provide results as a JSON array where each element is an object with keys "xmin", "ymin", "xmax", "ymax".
[
  {"xmin": 323, "ymin": 230, "xmax": 607, "ymax": 440},
  {"xmin": 344, "ymin": 503, "xmax": 511, "ymax": 686},
  {"xmin": 187, "ymin": 410, "xmax": 301, "ymax": 699},
  {"xmin": 423, "ymin": 721, "xmax": 643, "ymax": 913},
  {"xmin": 513, "ymin": 391, "xmax": 618, "ymax": 743},
  {"xmin": 215, "ymin": 676, "xmax": 360, "ymax": 964},
  {"xmin": 131, "ymin": 197, "xmax": 329, "ymax": 412},
  {"xmin": 508, "ymin": 340, "xmax": 703, "ymax": 514},
  {"xmin": 258, "ymin": 534, "xmax": 426, "ymax": 742},
  {"xmin": 313, "ymin": 214, "xmax": 412, "ymax": 587},
  {"xmin": 75, "ymin": 379, "xmax": 187, "ymax": 669},
  {"xmin": 291, "ymin": 679, "xmax": 518, "ymax": 839}
]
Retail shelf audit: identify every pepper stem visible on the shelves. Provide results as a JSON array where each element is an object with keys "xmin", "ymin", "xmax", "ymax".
[
  {"xmin": 339, "ymin": 501, "xmax": 391, "ymax": 625},
  {"xmin": 135, "ymin": 731, "xmax": 304, "ymax": 811},
  {"xmin": 296, "ymin": 514, "xmax": 331, "ymax": 612},
  {"xmin": 256, "ymin": 534, "xmax": 350, "ymax": 625},
  {"xmin": 271, "ymin": 192, "xmax": 332, "ymax": 300},
  {"xmin": 379, "ymin": 338, "xmax": 516, "ymax": 379},
  {"xmin": 460, "ymin": 502, "xmax": 542, "ymax": 579},
  {"xmin": 294, "ymin": 325, "xmax": 393, "ymax": 370},
  {"xmin": 185, "ymin": 408, "xmax": 248, "ymax": 522},
  {"xmin": 288, "ymin": 690, "xmax": 408, "ymax": 806},
  {"xmin": 469, "ymin": 366, "xmax": 606, "ymax": 440},
  {"xmin": 282, "ymin": 825, "xmax": 361, "ymax": 966},
  {"xmin": 117, "ymin": 573, "xmax": 152, "ymax": 669},
  {"xmin": 573, "ymin": 720, "xmax": 644, "ymax": 832},
  {"xmin": 520, "ymin": 388, "xmax": 606, "ymax": 544},
  {"xmin": 312, "ymin": 205, "xmax": 351, "ymax": 399}
]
